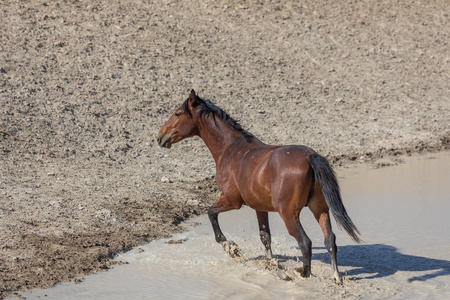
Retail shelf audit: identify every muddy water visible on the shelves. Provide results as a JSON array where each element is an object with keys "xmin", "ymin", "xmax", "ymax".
[{"xmin": 21, "ymin": 153, "xmax": 450, "ymax": 300}]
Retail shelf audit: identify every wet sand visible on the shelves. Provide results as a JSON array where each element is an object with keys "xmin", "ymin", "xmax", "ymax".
[{"xmin": 19, "ymin": 152, "xmax": 450, "ymax": 300}]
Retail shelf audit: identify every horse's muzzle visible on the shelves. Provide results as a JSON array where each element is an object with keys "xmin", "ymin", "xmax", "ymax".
[{"xmin": 157, "ymin": 132, "xmax": 172, "ymax": 149}]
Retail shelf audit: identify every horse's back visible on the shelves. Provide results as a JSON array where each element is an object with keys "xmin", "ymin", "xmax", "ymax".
[{"xmin": 268, "ymin": 145, "xmax": 315, "ymax": 173}]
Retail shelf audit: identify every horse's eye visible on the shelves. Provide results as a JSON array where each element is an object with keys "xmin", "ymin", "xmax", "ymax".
[{"xmin": 174, "ymin": 113, "xmax": 181, "ymax": 117}]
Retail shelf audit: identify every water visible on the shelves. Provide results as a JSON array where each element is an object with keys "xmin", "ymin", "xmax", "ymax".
[{"xmin": 20, "ymin": 152, "xmax": 450, "ymax": 299}]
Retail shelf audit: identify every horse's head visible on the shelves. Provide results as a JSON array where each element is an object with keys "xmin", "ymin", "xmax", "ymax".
[{"xmin": 157, "ymin": 89, "xmax": 201, "ymax": 149}]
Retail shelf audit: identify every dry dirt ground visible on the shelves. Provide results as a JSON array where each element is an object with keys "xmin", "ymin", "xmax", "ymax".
[{"xmin": 0, "ymin": 0, "xmax": 449, "ymax": 298}]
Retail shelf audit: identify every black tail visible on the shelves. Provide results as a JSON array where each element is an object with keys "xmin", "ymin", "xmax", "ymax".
[{"xmin": 308, "ymin": 154, "xmax": 362, "ymax": 244}]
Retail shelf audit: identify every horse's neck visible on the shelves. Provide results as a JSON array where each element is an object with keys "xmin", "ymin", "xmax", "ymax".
[{"xmin": 197, "ymin": 117, "xmax": 250, "ymax": 165}]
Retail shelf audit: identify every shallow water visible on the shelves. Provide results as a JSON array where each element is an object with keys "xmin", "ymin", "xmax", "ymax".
[{"xmin": 21, "ymin": 152, "xmax": 450, "ymax": 299}]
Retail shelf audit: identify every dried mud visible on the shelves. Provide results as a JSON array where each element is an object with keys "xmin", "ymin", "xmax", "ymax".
[{"xmin": 0, "ymin": 0, "xmax": 449, "ymax": 298}]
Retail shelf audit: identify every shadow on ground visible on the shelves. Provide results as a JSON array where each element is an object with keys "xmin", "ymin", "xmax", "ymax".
[
  {"xmin": 256, "ymin": 244, "xmax": 450, "ymax": 282},
  {"xmin": 309, "ymin": 244, "xmax": 450, "ymax": 282}
]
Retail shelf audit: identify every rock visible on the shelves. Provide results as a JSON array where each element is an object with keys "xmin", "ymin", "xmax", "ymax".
[
  {"xmin": 161, "ymin": 176, "xmax": 171, "ymax": 183},
  {"xmin": 187, "ymin": 199, "xmax": 199, "ymax": 206}
]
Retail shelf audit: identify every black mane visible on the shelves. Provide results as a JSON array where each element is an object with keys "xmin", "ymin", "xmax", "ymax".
[{"xmin": 182, "ymin": 97, "xmax": 254, "ymax": 143}]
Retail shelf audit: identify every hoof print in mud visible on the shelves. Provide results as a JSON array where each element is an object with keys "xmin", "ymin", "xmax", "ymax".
[{"xmin": 222, "ymin": 241, "xmax": 242, "ymax": 258}]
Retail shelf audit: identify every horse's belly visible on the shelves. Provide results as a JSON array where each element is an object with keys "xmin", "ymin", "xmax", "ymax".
[
  {"xmin": 242, "ymin": 196, "xmax": 276, "ymax": 212},
  {"xmin": 239, "ymin": 181, "xmax": 276, "ymax": 212}
]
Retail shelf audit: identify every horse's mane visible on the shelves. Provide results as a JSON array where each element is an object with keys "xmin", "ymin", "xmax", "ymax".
[{"xmin": 182, "ymin": 97, "xmax": 254, "ymax": 143}]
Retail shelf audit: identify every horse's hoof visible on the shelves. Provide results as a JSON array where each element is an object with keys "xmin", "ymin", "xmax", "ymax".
[
  {"xmin": 222, "ymin": 240, "xmax": 242, "ymax": 258},
  {"xmin": 333, "ymin": 276, "xmax": 343, "ymax": 285},
  {"xmin": 301, "ymin": 271, "xmax": 311, "ymax": 278},
  {"xmin": 263, "ymin": 248, "xmax": 273, "ymax": 260},
  {"xmin": 296, "ymin": 267, "xmax": 311, "ymax": 278}
]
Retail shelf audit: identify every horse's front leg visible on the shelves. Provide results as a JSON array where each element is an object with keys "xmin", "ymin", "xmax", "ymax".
[{"xmin": 208, "ymin": 193, "xmax": 243, "ymax": 258}]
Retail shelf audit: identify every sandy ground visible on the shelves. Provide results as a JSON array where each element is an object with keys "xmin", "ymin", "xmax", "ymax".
[{"xmin": 0, "ymin": 0, "xmax": 449, "ymax": 298}]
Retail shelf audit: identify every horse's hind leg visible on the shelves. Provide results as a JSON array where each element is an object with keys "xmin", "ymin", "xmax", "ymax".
[
  {"xmin": 318, "ymin": 212, "xmax": 341, "ymax": 284},
  {"xmin": 308, "ymin": 190, "xmax": 342, "ymax": 283},
  {"xmin": 256, "ymin": 211, "xmax": 273, "ymax": 259},
  {"xmin": 279, "ymin": 211, "xmax": 312, "ymax": 278}
]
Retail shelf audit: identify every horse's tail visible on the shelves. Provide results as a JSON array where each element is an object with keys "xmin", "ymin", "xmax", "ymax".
[{"xmin": 308, "ymin": 154, "xmax": 362, "ymax": 244}]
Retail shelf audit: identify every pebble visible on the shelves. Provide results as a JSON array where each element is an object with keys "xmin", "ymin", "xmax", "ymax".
[
  {"xmin": 74, "ymin": 277, "xmax": 84, "ymax": 283},
  {"xmin": 187, "ymin": 199, "xmax": 199, "ymax": 206},
  {"xmin": 161, "ymin": 176, "xmax": 171, "ymax": 183}
]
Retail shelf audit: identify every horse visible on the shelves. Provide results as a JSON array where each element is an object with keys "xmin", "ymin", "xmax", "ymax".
[{"xmin": 157, "ymin": 90, "xmax": 361, "ymax": 284}]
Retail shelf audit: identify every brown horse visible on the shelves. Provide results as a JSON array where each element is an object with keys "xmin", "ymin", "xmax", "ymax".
[{"xmin": 157, "ymin": 90, "xmax": 361, "ymax": 283}]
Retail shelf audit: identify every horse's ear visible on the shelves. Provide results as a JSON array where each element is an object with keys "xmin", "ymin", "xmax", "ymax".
[{"xmin": 188, "ymin": 89, "xmax": 201, "ymax": 107}]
